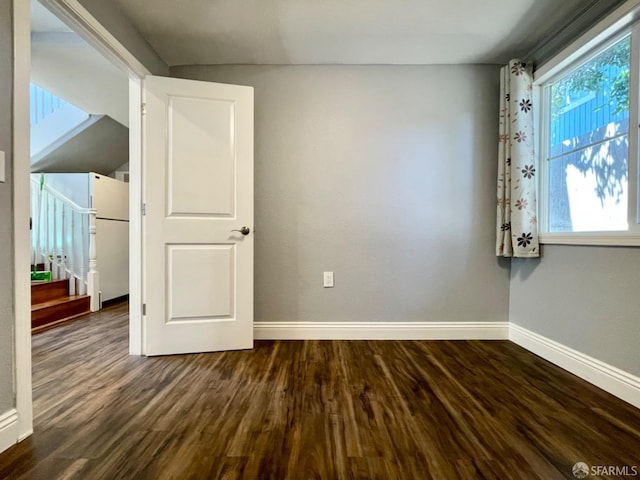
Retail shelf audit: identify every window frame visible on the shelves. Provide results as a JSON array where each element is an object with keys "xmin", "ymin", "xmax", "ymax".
[{"xmin": 535, "ymin": 14, "xmax": 640, "ymax": 246}]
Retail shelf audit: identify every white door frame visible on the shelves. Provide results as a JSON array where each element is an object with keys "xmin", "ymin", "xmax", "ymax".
[
  {"xmin": 12, "ymin": 0, "xmax": 151, "ymax": 442},
  {"xmin": 13, "ymin": 0, "xmax": 32, "ymax": 444}
]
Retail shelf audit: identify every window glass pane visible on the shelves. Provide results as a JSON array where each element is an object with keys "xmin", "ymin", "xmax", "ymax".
[
  {"xmin": 548, "ymin": 136, "xmax": 628, "ymax": 232},
  {"xmin": 547, "ymin": 36, "xmax": 630, "ymax": 232}
]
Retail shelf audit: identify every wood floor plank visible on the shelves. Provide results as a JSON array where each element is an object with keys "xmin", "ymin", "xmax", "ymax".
[{"xmin": 0, "ymin": 302, "xmax": 638, "ymax": 479}]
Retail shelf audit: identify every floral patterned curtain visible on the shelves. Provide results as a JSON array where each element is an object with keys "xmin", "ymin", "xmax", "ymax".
[{"xmin": 496, "ymin": 60, "xmax": 539, "ymax": 258}]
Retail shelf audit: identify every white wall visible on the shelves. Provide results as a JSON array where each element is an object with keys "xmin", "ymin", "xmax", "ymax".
[
  {"xmin": 171, "ymin": 65, "xmax": 510, "ymax": 324},
  {"xmin": 31, "ymin": 38, "xmax": 129, "ymax": 127},
  {"xmin": 37, "ymin": 173, "xmax": 90, "ymax": 208}
]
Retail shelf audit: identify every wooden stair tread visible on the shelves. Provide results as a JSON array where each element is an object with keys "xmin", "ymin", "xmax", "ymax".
[
  {"xmin": 30, "ymin": 277, "xmax": 90, "ymax": 332},
  {"xmin": 32, "ymin": 295, "xmax": 89, "ymax": 311},
  {"xmin": 31, "ymin": 279, "xmax": 70, "ymax": 305},
  {"xmin": 32, "ymin": 294, "xmax": 91, "ymax": 331}
]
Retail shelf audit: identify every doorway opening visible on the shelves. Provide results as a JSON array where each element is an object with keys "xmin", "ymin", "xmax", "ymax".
[
  {"xmin": 29, "ymin": 0, "xmax": 131, "ymax": 332},
  {"xmin": 14, "ymin": 0, "xmax": 255, "ymax": 445},
  {"xmin": 14, "ymin": 0, "xmax": 148, "ymax": 441}
]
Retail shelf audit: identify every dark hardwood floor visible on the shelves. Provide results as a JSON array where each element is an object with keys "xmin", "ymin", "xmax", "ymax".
[{"xmin": 0, "ymin": 303, "xmax": 638, "ymax": 479}]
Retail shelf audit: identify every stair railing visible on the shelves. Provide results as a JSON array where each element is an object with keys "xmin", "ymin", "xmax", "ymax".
[
  {"xmin": 30, "ymin": 177, "xmax": 100, "ymax": 311},
  {"xmin": 30, "ymin": 83, "xmax": 67, "ymax": 127}
]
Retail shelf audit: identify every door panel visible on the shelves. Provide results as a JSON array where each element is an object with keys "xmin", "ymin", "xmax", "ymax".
[
  {"xmin": 167, "ymin": 96, "xmax": 235, "ymax": 217},
  {"xmin": 167, "ymin": 244, "xmax": 234, "ymax": 321},
  {"xmin": 143, "ymin": 75, "xmax": 253, "ymax": 356}
]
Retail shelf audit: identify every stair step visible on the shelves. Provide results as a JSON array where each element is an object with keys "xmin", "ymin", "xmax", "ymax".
[
  {"xmin": 31, "ymin": 279, "xmax": 69, "ymax": 305},
  {"xmin": 31, "ymin": 295, "xmax": 90, "ymax": 331}
]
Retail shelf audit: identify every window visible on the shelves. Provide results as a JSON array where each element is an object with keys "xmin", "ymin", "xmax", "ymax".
[{"xmin": 538, "ymin": 30, "xmax": 640, "ymax": 245}]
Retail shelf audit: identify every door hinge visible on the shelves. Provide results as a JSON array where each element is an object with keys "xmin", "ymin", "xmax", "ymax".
[
  {"xmin": 142, "ymin": 203, "xmax": 146, "ymax": 216},
  {"xmin": 141, "ymin": 103, "xmax": 147, "ymax": 115},
  {"xmin": 142, "ymin": 303, "xmax": 146, "ymax": 315}
]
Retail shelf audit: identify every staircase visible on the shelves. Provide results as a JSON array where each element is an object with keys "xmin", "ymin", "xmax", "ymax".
[
  {"xmin": 31, "ymin": 278, "xmax": 90, "ymax": 332},
  {"xmin": 28, "ymin": 85, "xmax": 102, "ymax": 331},
  {"xmin": 30, "ymin": 176, "xmax": 100, "ymax": 331}
]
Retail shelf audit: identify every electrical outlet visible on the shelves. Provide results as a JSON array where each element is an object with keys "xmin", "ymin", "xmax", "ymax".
[{"xmin": 323, "ymin": 271, "xmax": 334, "ymax": 288}]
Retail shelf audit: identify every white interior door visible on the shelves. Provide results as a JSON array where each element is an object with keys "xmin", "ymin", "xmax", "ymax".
[{"xmin": 143, "ymin": 75, "xmax": 254, "ymax": 355}]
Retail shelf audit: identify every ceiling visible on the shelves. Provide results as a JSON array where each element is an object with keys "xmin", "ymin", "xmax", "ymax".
[
  {"xmin": 108, "ymin": 0, "xmax": 590, "ymax": 66},
  {"xmin": 31, "ymin": 116, "xmax": 129, "ymax": 174}
]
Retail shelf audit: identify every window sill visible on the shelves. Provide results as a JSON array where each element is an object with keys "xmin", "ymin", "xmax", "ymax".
[{"xmin": 539, "ymin": 233, "xmax": 640, "ymax": 246}]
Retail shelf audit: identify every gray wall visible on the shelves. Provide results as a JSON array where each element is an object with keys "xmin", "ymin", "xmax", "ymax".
[
  {"xmin": 77, "ymin": 0, "xmax": 168, "ymax": 75},
  {"xmin": 0, "ymin": 0, "xmax": 15, "ymax": 412},
  {"xmin": 511, "ymin": 245, "xmax": 640, "ymax": 376},
  {"xmin": 171, "ymin": 65, "xmax": 510, "ymax": 324}
]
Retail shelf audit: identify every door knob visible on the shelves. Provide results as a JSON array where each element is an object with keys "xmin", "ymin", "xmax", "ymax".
[{"xmin": 231, "ymin": 226, "xmax": 250, "ymax": 235}]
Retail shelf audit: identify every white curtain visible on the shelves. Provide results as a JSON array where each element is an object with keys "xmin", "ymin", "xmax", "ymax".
[{"xmin": 496, "ymin": 60, "xmax": 539, "ymax": 258}]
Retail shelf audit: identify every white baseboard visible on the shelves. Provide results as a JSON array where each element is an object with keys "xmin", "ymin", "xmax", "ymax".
[
  {"xmin": 0, "ymin": 409, "xmax": 19, "ymax": 455},
  {"xmin": 510, "ymin": 324, "xmax": 640, "ymax": 409},
  {"xmin": 254, "ymin": 321, "xmax": 510, "ymax": 340}
]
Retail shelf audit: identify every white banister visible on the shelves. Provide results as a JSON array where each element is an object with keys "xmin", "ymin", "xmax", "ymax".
[
  {"xmin": 76, "ymin": 210, "xmax": 87, "ymax": 296},
  {"xmin": 67, "ymin": 209, "xmax": 75, "ymax": 295},
  {"xmin": 30, "ymin": 177, "xmax": 100, "ymax": 310},
  {"xmin": 87, "ymin": 209, "xmax": 99, "ymax": 312}
]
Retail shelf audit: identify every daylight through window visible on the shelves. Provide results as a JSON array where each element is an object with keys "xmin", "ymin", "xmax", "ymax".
[{"xmin": 542, "ymin": 35, "xmax": 632, "ymax": 235}]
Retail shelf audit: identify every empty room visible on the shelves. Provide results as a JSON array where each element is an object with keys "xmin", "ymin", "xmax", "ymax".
[{"xmin": 0, "ymin": 0, "xmax": 639, "ymax": 478}]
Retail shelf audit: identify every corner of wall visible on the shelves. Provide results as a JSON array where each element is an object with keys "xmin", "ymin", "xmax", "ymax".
[{"xmin": 77, "ymin": 0, "xmax": 168, "ymax": 76}]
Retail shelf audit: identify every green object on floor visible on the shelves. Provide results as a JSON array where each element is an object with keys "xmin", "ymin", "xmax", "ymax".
[{"xmin": 31, "ymin": 271, "xmax": 52, "ymax": 282}]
